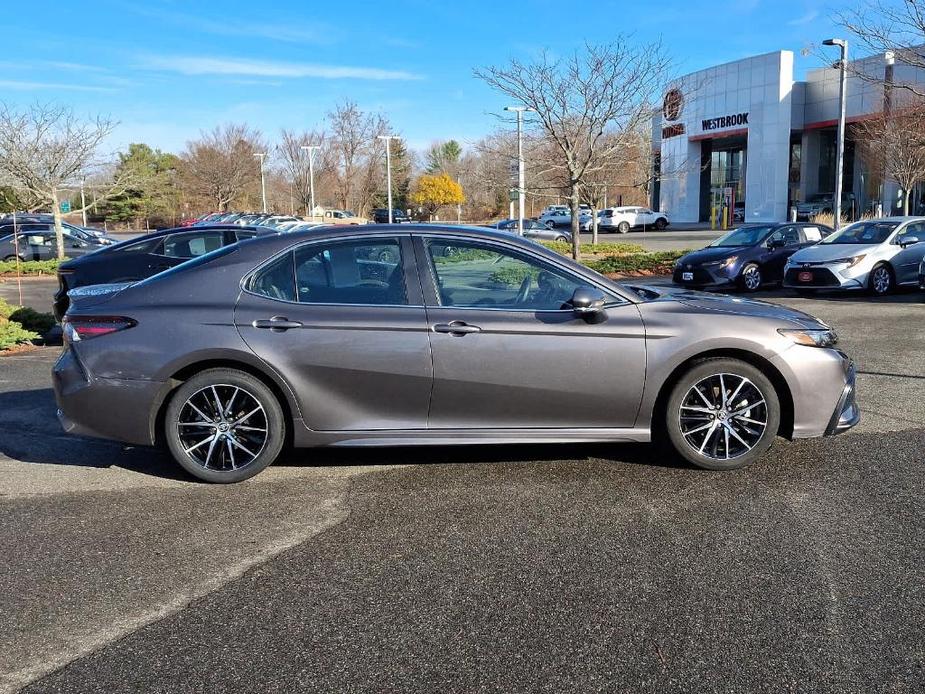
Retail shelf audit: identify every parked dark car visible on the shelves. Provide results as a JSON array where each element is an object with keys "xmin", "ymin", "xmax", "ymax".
[
  {"xmin": 673, "ymin": 222, "xmax": 833, "ymax": 291},
  {"xmin": 1, "ymin": 224, "xmax": 106, "ymax": 262},
  {"xmin": 54, "ymin": 224, "xmax": 857, "ymax": 483},
  {"xmin": 53, "ymin": 225, "xmax": 272, "ymax": 319},
  {"xmin": 372, "ymin": 208, "xmax": 411, "ymax": 224}
]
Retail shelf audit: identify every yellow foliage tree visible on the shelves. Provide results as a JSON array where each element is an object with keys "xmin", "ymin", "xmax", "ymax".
[{"xmin": 410, "ymin": 173, "xmax": 465, "ymax": 219}]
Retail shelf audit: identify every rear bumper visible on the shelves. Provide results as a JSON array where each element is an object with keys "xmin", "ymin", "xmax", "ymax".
[{"xmin": 53, "ymin": 347, "xmax": 166, "ymax": 446}]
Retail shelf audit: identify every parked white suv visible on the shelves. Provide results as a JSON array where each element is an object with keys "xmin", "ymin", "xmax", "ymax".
[{"xmin": 599, "ymin": 206, "xmax": 670, "ymax": 233}]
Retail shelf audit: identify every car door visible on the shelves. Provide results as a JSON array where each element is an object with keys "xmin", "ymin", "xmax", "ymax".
[
  {"xmin": 762, "ymin": 226, "xmax": 803, "ymax": 281},
  {"xmin": 892, "ymin": 221, "xmax": 925, "ymax": 284},
  {"xmin": 638, "ymin": 208, "xmax": 657, "ymax": 227},
  {"xmin": 234, "ymin": 234, "xmax": 433, "ymax": 431},
  {"xmin": 416, "ymin": 235, "xmax": 646, "ymax": 429}
]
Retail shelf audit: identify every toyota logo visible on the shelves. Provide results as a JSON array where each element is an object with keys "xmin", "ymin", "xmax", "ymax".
[{"xmin": 663, "ymin": 88, "xmax": 683, "ymax": 121}]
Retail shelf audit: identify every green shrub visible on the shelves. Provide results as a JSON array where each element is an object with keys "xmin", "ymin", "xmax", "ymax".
[
  {"xmin": 540, "ymin": 241, "xmax": 646, "ymax": 255},
  {"xmin": 0, "ymin": 259, "xmax": 62, "ymax": 276},
  {"xmin": 9, "ymin": 307, "xmax": 56, "ymax": 335},
  {"xmin": 0, "ymin": 320, "xmax": 39, "ymax": 350},
  {"xmin": 0, "ymin": 297, "xmax": 14, "ymax": 319},
  {"xmin": 585, "ymin": 251, "xmax": 685, "ymax": 275}
]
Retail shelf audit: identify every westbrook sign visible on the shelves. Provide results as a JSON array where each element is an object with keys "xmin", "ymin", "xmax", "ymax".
[{"xmin": 702, "ymin": 112, "xmax": 749, "ymax": 131}]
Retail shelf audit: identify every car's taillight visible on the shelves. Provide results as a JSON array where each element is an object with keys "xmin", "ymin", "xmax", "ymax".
[{"xmin": 63, "ymin": 315, "xmax": 136, "ymax": 343}]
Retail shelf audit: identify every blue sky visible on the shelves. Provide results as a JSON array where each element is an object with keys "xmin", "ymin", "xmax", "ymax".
[{"xmin": 3, "ymin": 0, "xmax": 841, "ymax": 155}]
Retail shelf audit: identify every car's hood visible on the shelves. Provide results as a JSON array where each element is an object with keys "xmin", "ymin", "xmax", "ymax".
[
  {"xmin": 789, "ymin": 242, "xmax": 881, "ymax": 263},
  {"xmin": 677, "ymin": 246, "xmax": 747, "ymax": 266},
  {"xmin": 636, "ymin": 285, "xmax": 826, "ymax": 328}
]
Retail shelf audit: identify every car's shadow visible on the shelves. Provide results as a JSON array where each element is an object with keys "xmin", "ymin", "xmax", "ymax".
[{"xmin": 0, "ymin": 387, "xmax": 687, "ymax": 483}]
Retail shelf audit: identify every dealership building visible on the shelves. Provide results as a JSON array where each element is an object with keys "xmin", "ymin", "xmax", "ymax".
[{"xmin": 651, "ymin": 48, "xmax": 925, "ymax": 223}]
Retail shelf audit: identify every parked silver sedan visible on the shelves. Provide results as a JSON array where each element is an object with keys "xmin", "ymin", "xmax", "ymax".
[
  {"xmin": 493, "ymin": 219, "xmax": 572, "ymax": 243},
  {"xmin": 54, "ymin": 225, "xmax": 858, "ymax": 483},
  {"xmin": 784, "ymin": 217, "xmax": 925, "ymax": 295}
]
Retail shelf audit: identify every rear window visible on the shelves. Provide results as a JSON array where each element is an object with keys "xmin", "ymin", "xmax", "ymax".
[{"xmin": 136, "ymin": 245, "xmax": 239, "ymax": 287}]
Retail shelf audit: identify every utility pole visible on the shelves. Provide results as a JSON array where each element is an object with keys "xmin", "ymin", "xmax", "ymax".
[
  {"xmin": 823, "ymin": 38, "xmax": 848, "ymax": 229},
  {"xmin": 253, "ymin": 152, "xmax": 268, "ymax": 213},
  {"xmin": 377, "ymin": 135, "xmax": 396, "ymax": 224},
  {"xmin": 504, "ymin": 105, "xmax": 534, "ymax": 235},
  {"xmin": 80, "ymin": 179, "xmax": 87, "ymax": 226},
  {"xmin": 300, "ymin": 145, "xmax": 320, "ymax": 219}
]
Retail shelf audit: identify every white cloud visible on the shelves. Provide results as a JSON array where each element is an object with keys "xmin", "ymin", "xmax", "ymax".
[
  {"xmin": 0, "ymin": 80, "xmax": 116, "ymax": 92},
  {"xmin": 140, "ymin": 55, "xmax": 423, "ymax": 81},
  {"xmin": 788, "ymin": 10, "xmax": 819, "ymax": 26}
]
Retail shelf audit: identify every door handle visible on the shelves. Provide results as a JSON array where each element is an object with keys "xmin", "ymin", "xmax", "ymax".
[
  {"xmin": 253, "ymin": 316, "xmax": 303, "ymax": 331},
  {"xmin": 433, "ymin": 321, "xmax": 481, "ymax": 335}
]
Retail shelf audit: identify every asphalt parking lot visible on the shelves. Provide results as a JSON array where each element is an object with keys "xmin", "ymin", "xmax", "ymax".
[{"xmin": 1, "ymin": 287, "xmax": 923, "ymax": 693}]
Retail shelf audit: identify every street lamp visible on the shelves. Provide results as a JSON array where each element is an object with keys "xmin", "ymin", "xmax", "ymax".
[
  {"xmin": 504, "ymin": 105, "xmax": 535, "ymax": 236},
  {"xmin": 79, "ymin": 178, "xmax": 87, "ymax": 226},
  {"xmin": 823, "ymin": 38, "xmax": 848, "ymax": 229},
  {"xmin": 377, "ymin": 135, "xmax": 396, "ymax": 224},
  {"xmin": 300, "ymin": 145, "xmax": 320, "ymax": 218},
  {"xmin": 253, "ymin": 152, "xmax": 268, "ymax": 213}
]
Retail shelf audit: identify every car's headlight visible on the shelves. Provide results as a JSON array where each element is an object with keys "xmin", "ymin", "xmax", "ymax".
[
  {"xmin": 703, "ymin": 256, "xmax": 737, "ymax": 269},
  {"xmin": 831, "ymin": 254, "xmax": 866, "ymax": 268},
  {"xmin": 778, "ymin": 328, "xmax": 838, "ymax": 348}
]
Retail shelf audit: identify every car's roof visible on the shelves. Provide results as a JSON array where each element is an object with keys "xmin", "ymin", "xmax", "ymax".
[{"xmin": 859, "ymin": 216, "xmax": 925, "ymax": 222}]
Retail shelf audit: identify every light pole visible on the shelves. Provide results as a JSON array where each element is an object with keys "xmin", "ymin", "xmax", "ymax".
[
  {"xmin": 504, "ymin": 105, "xmax": 534, "ymax": 236},
  {"xmin": 823, "ymin": 38, "xmax": 848, "ymax": 229},
  {"xmin": 377, "ymin": 135, "xmax": 396, "ymax": 224},
  {"xmin": 300, "ymin": 145, "xmax": 320, "ymax": 218},
  {"xmin": 253, "ymin": 152, "xmax": 268, "ymax": 213},
  {"xmin": 80, "ymin": 179, "xmax": 87, "ymax": 226}
]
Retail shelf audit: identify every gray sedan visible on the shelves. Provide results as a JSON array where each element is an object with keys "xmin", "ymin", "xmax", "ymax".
[
  {"xmin": 54, "ymin": 225, "xmax": 858, "ymax": 483},
  {"xmin": 1, "ymin": 227, "xmax": 102, "ymax": 261},
  {"xmin": 493, "ymin": 219, "xmax": 572, "ymax": 243}
]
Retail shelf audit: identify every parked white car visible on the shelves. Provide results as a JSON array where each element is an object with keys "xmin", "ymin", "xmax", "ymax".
[
  {"xmin": 599, "ymin": 206, "xmax": 670, "ymax": 233},
  {"xmin": 538, "ymin": 208, "xmax": 593, "ymax": 231},
  {"xmin": 783, "ymin": 216, "xmax": 925, "ymax": 295}
]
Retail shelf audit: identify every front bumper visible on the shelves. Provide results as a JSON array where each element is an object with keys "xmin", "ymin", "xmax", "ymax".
[
  {"xmin": 783, "ymin": 262, "xmax": 868, "ymax": 290},
  {"xmin": 825, "ymin": 363, "xmax": 860, "ymax": 435},
  {"xmin": 672, "ymin": 265, "xmax": 737, "ymax": 289}
]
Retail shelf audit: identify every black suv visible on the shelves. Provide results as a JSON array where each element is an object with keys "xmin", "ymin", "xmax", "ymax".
[{"xmin": 372, "ymin": 208, "xmax": 411, "ymax": 224}]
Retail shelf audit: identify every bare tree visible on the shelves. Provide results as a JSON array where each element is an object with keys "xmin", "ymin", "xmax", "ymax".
[
  {"xmin": 476, "ymin": 40, "xmax": 672, "ymax": 258},
  {"xmin": 180, "ymin": 124, "xmax": 265, "ymax": 212},
  {"xmin": 855, "ymin": 100, "xmax": 925, "ymax": 214},
  {"xmin": 276, "ymin": 129, "xmax": 327, "ymax": 214},
  {"xmin": 0, "ymin": 103, "xmax": 134, "ymax": 258},
  {"xmin": 838, "ymin": 0, "xmax": 925, "ymax": 96},
  {"xmin": 326, "ymin": 101, "xmax": 389, "ymax": 215}
]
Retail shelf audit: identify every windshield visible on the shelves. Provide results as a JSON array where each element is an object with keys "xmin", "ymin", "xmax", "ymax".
[
  {"xmin": 821, "ymin": 221, "xmax": 898, "ymax": 245},
  {"xmin": 709, "ymin": 225, "xmax": 773, "ymax": 248}
]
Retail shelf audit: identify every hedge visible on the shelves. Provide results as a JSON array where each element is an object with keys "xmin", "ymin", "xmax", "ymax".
[{"xmin": 0, "ymin": 259, "xmax": 61, "ymax": 276}]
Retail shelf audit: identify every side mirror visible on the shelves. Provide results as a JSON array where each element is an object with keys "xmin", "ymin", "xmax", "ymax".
[
  {"xmin": 568, "ymin": 286, "xmax": 607, "ymax": 318},
  {"xmin": 767, "ymin": 238, "xmax": 784, "ymax": 250},
  {"xmin": 898, "ymin": 234, "xmax": 920, "ymax": 247}
]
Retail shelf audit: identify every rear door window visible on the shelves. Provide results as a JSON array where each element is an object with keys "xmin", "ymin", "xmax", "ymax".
[
  {"xmin": 162, "ymin": 231, "xmax": 225, "ymax": 258},
  {"xmin": 802, "ymin": 226, "xmax": 823, "ymax": 242},
  {"xmin": 294, "ymin": 238, "xmax": 407, "ymax": 305}
]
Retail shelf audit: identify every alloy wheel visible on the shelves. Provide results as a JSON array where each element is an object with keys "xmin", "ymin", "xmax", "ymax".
[
  {"xmin": 871, "ymin": 266, "xmax": 892, "ymax": 295},
  {"xmin": 176, "ymin": 384, "xmax": 268, "ymax": 471},
  {"xmin": 678, "ymin": 373, "xmax": 768, "ymax": 461},
  {"xmin": 742, "ymin": 265, "xmax": 762, "ymax": 291}
]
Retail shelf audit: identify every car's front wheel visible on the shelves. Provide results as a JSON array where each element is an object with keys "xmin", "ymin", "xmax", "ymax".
[
  {"xmin": 165, "ymin": 368, "xmax": 286, "ymax": 483},
  {"xmin": 869, "ymin": 264, "xmax": 893, "ymax": 296},
  {"xmin": 664, "ymin": 359, "xmax": 780, "ymax": 471},
  {"xmin": 654, "ymin": 218, "xmax": 668, "ymax": 230},
  {"xmin": 739, "ymin": 263, "xmax": 762, "ymax": 291},
  {"xmin": 555, "ymin": 235, "xmax": 569, "ymax": 243}
]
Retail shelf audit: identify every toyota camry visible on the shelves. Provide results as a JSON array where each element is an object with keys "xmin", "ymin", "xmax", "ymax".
[{"xmin": 53, "ymin": 225, "xmax": 859, "ymax": 483}]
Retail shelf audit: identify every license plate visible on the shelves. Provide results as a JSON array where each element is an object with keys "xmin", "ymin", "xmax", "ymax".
[
  {"xmin": 798, "ymin": 271, "xmax": 813, "ymax": 282},
  {"xmin": 682, "ymin": 272, "xmax": 693, "ymax": 281}
]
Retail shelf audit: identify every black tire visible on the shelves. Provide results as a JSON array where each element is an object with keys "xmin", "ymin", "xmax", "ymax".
[
  {"xmin": 654, "ymin": 218, "xmax": 667, "ymax": 230},
  {"xmin": 617, "ymin": 221, "xmax": 630, "ymax": 234},
  {"xmin": 868, "ymin": 263, "xmax": 894, "ymax": 296},
  {"xmin": 664, "ymin": 358, "xmax": 780, "ymax": 471},
  {"xmin": 164, "ymin": 368, "xmax": 285, "ymax": 483},
  {"xmin": 3, "ymin": 255, "xmax": 22, "ymax": 262},
  {"xmin": 738, "ymin": 263, "xmax": 763, "ymax": 292},
  {"xmin": 555, "ymin": 235, "xmax": 569, "ymax": 243}
]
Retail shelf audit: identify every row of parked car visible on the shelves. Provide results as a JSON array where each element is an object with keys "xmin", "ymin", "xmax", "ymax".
[
  {"xmin": 0, "ymin": 214, "xmax": 118, "ymax": 262},
  {"xmin": 536, "ymin": 205, "xmax": 671, "ymax": 233},
  {"xmin": 672, "ymin": 217, "xmax": 925, "ymax": 296}
]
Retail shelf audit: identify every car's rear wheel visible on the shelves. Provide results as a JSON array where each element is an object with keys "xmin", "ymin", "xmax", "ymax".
[
  {"xmin": 618, "ymin": 221, "xmax": 630, "ymax": 234},
  {"xmin": 739, "ymin": 263, "xmax": 762, "ymax": 291},
  {"xmin": 665, "ymin": 359, "xmax": 780, "ymax": 471},
  {"xmin": 165, "ymin": 368, "xmax": 285, "ymax": 483},
  {"xmin": 555, "ymin": 235, "xmax": 569, "ymax": 243},
  {"xmin": 869, "ymin": 264, "xmax": 893, "ymax": 296},
  {"xmin": 3, "ymin": 254, "xmax": 22, "ymax": 262},
  {"xmin": 654, "ymin": 218, "xmax": 667, "ymax": 230}
]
